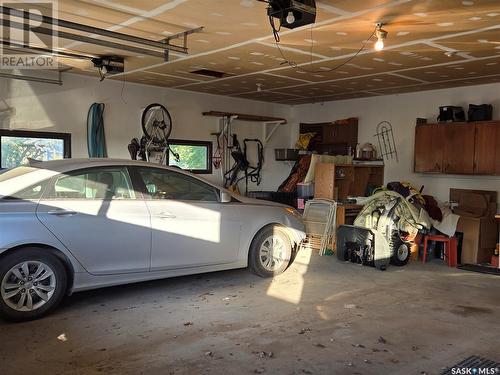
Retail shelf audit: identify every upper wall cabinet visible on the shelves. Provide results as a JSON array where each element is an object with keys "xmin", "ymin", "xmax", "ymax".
[
  {"xmin": 414, "ymin": 121, "xmax": 500, "ymax": 175},
  {"xmin": 414, "ymin": 124, "xmax": 444, "ymax": 173},
  {"xmin": 300, "ymin": 118, "xmax": 358, "ymax": 155}
]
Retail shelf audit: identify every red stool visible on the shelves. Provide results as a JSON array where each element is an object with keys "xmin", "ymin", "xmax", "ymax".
[{"xmin": 422, "ymin": 234, "xmax": 458, "ymax": 267}]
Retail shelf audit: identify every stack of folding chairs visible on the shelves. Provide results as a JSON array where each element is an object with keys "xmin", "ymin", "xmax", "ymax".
[{"xmin": 301, "ymin": 199, "xmax": 338, "ymax": 255}]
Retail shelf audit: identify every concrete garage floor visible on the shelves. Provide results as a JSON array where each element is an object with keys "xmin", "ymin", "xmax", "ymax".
[{"xmin": 1, "ymin": 249, "xmax": 499, "ymax": 375}]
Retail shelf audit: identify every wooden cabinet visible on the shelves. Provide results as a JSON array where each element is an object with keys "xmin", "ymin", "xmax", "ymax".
[
  {"xmin": 474, "ymin": 122, "xmax": 498, "ymax": 174},
  {"xmin": 314, "ymin": 163, "xmax": 384, "ymax": 201},
  {"xmin": 414, "ymin": 121, "xmax": 500, "ymax": 175},
  {"xmin": 323, "ymin": 123, "xmax": 358, "ymax": 145},
  {"xmin": 442, "ymin": 123, "xmax": 475, "ymax": 174},
  {"xmin": 414, "ymin": 124, "xmax": 444, "ymax": 173},
  {"xmin": 300, "ymin": 118, "xmax": 358, "ymax": 155}
]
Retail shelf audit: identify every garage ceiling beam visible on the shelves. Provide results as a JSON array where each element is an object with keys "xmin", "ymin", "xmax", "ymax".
[{"xmin": 0, "ymin": 6, "xmax": 202, "ymax": 58}]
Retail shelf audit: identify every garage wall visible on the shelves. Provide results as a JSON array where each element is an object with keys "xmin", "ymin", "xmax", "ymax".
[
  {"xmin": 0, "ymin": 73, "xmax": 296, "ymax": 191},
  {"xmin": 292, "ymin": 82, "xmax": 500, "ymax": 203}
]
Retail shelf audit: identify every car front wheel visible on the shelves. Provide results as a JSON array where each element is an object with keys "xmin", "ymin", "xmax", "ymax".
[
  {"xmin": 249, "ymin": 225, "xmax": 293, "ymax": 277},
  {"xmin": 0, "ymin": 249, "xmax": 67, "ymax": 322}
]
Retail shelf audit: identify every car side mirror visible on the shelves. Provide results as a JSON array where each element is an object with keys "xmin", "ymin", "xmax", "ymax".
[{"xmin": 220, "ymin": 191, "xmax": 232, "ymax": 203}]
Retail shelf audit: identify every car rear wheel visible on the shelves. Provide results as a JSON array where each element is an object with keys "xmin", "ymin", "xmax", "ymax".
[
  {"xmin": 249, "ymin": 225, "xmax": 292, "ymax": 277},
  {"xmin": 0, "ymin": 249, "xmax": 67, "ymax": 322}
]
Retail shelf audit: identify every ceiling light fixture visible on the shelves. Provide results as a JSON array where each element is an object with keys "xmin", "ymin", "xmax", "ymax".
[
  {"xmin": 286, "ymin": 11, "xmax": 295, "ymax": 24},
  {"xmin": 256, "ymin": 83, "xmax": 263, "ymax": 92},
  {"xmin": 374, "ymin": 23, "xmax": 388, "ymax": 51}
]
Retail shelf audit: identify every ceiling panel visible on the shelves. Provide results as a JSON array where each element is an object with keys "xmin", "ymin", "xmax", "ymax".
[
  {"xmin": 370, "ymin": 74, "xmax": 500, "ymax": 95},
  {"xmin": 271, "ymin": 73, "xmax": 420, "ymax": 96},
  {"xmin": 109, "ymin": 70, "xmax": 197, "ymax": 88},
  {"xmin": 231, "ymin": 91, "xmax": 302, "ymax": 103},
  {"xmin": 269, "ymin": 0, "xmax": 500, "ymax": 58},
  {"xmin": 394, "ymin": 56, "xmax": 500, "ymax": 82},
  {"xmin": 180, "ymin": 73, "xmax": 308, "ymax": 96},
  {"xmin": 268, "ymin": 43, "xmax": 467, "ymax": 82},
  {"xmin": 12, "ymin": 0, "xmax": 499, "ymax": 103},
  {"xmin": 437, "ymin": 28, "xmax": 500, "ymax": 58},
  {"xmin": 145, "ymin": 42, "xmax": 323, "ymax": 82}
]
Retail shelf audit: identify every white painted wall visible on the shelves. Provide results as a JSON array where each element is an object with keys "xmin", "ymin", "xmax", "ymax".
[
  {"xmin": 293, "ymin": 82, "xmax": 500, "ymax": 203},
  {"xmin": 0, "ymin": 73, "xmax": 296, "ymax": 191},
  {"xmin": 3, "ymin": 73, "xmax": 498, "ymax": 202}
]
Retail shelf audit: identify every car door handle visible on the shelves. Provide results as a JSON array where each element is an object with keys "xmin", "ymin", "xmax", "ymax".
[
  {"xmin": 47, "ymin": 209, "xmax": 78, "ymax": 216},
  {"xmin": 156, "ymin": 212, "xmax": 176, "ymax": 219}
]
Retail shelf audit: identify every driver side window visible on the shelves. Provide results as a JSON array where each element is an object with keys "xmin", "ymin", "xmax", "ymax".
[{"xmin": 138, "ymin": 168, "xmax": 218, "ymax": 202}]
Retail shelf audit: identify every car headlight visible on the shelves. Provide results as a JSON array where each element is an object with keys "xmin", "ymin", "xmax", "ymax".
[{"xmin": 284, "ymin": 207, "xmax": 302, "ymax": 220}]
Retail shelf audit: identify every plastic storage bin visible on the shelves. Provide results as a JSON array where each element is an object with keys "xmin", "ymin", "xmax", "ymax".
[{"xmin": 297, "ymin": 182, "xmax": 314, "ymax": 198}]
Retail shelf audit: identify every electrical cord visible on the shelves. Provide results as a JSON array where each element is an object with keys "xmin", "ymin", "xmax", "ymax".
[{"xmin": 268, "ymin": 8, "xmax": 378, "ymax": 74}]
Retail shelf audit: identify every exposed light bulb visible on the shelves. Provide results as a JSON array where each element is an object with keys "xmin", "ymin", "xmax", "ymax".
[
  {"xmin": 286, "ymin": 11, "xmax": 295, "ymax": 24},
  {"xmin": 374, "ymin": 23, "xmax": 388, "ymax": 51}
]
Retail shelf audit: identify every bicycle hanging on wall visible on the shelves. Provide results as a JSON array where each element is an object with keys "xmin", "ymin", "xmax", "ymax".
[{"xmin": 128, "ymin": 103, "xmax": 180, "ymax": 164}]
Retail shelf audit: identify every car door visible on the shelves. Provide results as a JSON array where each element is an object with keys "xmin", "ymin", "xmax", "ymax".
[
  {"xmin": 36, "ymin": 166, "xmax": 151, "ymax": 275},
  {"xmin": 134, "ymin": 167, "xmax": 241, "ymax": 271}
]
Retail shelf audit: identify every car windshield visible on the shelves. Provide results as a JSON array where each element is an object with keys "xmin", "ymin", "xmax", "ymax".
[{"xmin": 0, "ymin": 166, "xmax": 37, "ymax": 183}]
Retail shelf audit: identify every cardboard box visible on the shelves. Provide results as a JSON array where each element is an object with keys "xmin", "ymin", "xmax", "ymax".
[{"xmin": 451, "ymin": 189, "xmax": 498, "ymax": 264}]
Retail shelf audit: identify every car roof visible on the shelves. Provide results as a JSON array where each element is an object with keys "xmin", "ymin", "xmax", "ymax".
[
  {"xmin": 30, "ymin": 158, "xmax": 184, "ymax": 174},
  {"xmin": 28, "ymin": 158, "xmax": 219, "ymax": 187}
]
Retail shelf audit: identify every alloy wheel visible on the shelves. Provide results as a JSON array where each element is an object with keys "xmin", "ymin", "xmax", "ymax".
[
  {"xmin": 259, "ymin": 235, "xmax": 286, "ymax": 272},
  {"xmin": 1, "ymin": 261, "xmax": 56, "ymax": 312}
]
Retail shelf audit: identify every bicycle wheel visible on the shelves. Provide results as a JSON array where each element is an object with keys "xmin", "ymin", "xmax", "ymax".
[{"xmin": 141, "ymin": 103, "xmax": 172, "ymax": 144}]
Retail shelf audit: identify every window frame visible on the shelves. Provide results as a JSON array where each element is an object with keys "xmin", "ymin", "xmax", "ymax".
[
  {"xmin": 0, "ymin": 129, "xmax": 71, "ymax": 169},
  {"xmin": 166, "ymin": 139, "xmax": 212, "ymax": 175},
  {"xmin": 43, "ymin": 166, "xmax": 138, "ymax": 201},
  {"xmin": 131, "ymin": 166, "xmax": 221, "ymax": 203}
]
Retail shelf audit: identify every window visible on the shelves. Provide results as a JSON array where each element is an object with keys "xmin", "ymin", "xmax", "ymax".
[
  {"xmin": 167, "ymin": 139, "xmax": 212, "ymax": 174},
  {"xmin": 0, "ymin": 130, "xmax": 71, "ymax": 169},
  {"xmin": 50, "ymin": 168, "xmax": 135, "ymax": 200},
  {"xmin": 138, "ymin": 168, "xmax": 219, "ymax": 202},
  {"xmin": 3, "ymin": 181, "xmax": 49, "ymax": 200}
]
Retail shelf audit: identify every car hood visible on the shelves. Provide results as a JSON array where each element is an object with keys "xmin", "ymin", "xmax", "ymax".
[{"xmin": 234, "ymin": 194, "xmax": 289, "ymax": 208}]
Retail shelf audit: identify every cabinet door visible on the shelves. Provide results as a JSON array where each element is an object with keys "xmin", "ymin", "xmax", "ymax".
[
  {"xmin": 414, "ymin": 124, "xmax": 444, "ymax": 173},
  {"xmin": 442, "ymin": 123, "xmax": 475, "ymax": 174},
  {"xmin": 495, "ymin": 123, "xmax": 500, "ymax": 175},
  {"xmin": 474, "ymin": 122, "xmax": 498, "ymax": 174},
  {"xmin": 322, "ymin": 125, "xmax": 337, "ymax": 143}
]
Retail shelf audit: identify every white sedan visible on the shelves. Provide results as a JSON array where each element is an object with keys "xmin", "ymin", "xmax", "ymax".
[{"xmin": 0, "ymin": 159, "xmax": 305, "ymax": 321}]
